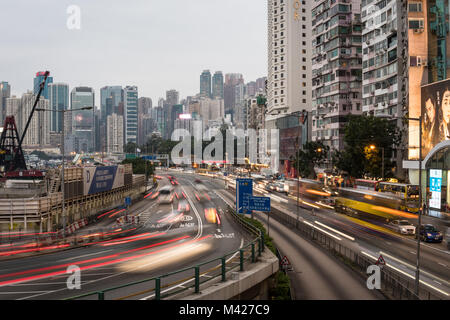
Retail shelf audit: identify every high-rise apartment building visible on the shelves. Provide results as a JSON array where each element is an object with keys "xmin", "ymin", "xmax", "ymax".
[
  {"xmin": 21, "ymin": 92, "xmax": 50, "ymax": 147},
  {"xmin": 48, "ymin": 83, "xmax": 69, "ymax": 133},
  {"xmin": 212, "ymin": 71, "xmax": 224, "ymax": 99},
  {"xmin": 71, "ymin": 87, "xmax": 95, "ymax": 153},
  {"xmin": 311, "ymin": 0, "xmax": 363, "ymax": 151},
  {"xmin": 267, "ymin": 0, "xmax": 312, "ymax": 116},
  {"xmin": 107, "ymin": 113, "xmax": 124, "ymax": 154},
  {"xmin": 200, "ymin": 70, "xmax": 212, "ymax": 98},
  {"xmin": 5, "ymin": 96, "xmax": 21, "ymax": 129},
  {"xmin": 361, "ymin": 0, "xmax": 409, "ymax": 175},
  {"xmin": 123, "ymin": 86, "xmax": 139, "ymax": 144},
  {"xmin": 33, "ymin": 71, "xmax": 53, "ymax": 100}
]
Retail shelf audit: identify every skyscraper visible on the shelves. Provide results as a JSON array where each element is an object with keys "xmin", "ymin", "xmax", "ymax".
[
  {"xmin": 212, "ymin": 71, "xmax": 224, "ymax": 99},
  {"xmin": 200, "ymin": 70, "xmax": 212, "ymax": 98},
  {"xmin": 71, "ymin": 87, "xmax": 95, "ymax": 153},
  {"xmin": 107, "ymin": 113, "xmax": 124, "ymax": 154},
  {"xmin": 33, "ymin": 71, "xmax": 53, "ymax": 100},
  {"xmin": 138, "ymin": 97, "xmax": 153, "ymax": 145},
  {"xmin": 267, "ymin": 0, "xmax": 312, "ymax": 116},
  {"xmin": 224, "ymin": 73, "xmax": 244, "ymax": 118},
  {"xmin": 48, "ymin": 83, "xmax": 69, "ymax": 133},
  {"xmin": 123, "ymin": 86, "xmax": 139, "ymax": 145},
  {"xmin": 100, "ymin": 86, "xmax": 123, "ymax": 121},
  {"xmin": 21, "ymin": 92, "xmax": 50, "ymax": 147},
  {"xmin": 0, "ymin": 81, "xmax": 11, "ymax": 124},
  {"xmin": 166, "ymin": 90, "xmax": 180, "ymax": 106},
  {"xmin": 5, "ymin": 96, "xmax": 21, "ymax": 129},
  {"xmin": 311, "ymin": 0, "xmax": 363, "ymax": 151}
]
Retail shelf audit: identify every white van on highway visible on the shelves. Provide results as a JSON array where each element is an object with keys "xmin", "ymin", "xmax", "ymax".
[{"xmin": 158, "ymin": 186, "xmax": 174, "ymax": 204}]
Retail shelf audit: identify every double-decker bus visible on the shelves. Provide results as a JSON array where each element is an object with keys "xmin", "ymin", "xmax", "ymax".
[
  {"xmin": 335, "ymin": 188, "xmax": 418, "ymax": 223},
  {"xmin": 377, "ymin": 182, "xmax": 419, "ymax": 213}
]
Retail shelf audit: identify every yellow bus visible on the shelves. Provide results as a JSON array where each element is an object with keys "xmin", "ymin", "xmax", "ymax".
[
  {"xmin": 377, "ymin": 182, "xmax": 419, "ymax": 213},
  {"xmin": 335, "ymin": 188, "xmax": 418, "ymax": 223}
]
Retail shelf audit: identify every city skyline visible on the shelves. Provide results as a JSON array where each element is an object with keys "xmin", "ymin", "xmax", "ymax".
[{"xmin": 0, "ymin": 0, "xmax": 267, "ymax": 106}]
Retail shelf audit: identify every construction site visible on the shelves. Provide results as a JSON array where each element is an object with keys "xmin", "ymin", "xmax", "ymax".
[{"xmin": 0, "ymin": 71, "xmax": 147, "ymax": 233}]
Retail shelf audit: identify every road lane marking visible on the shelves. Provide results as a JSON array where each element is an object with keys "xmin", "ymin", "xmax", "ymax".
[
  {"xmin": 303, "ymin": 221, "xmax": 342, "ymax": 241},
  {"xmin": 379, "ymin": 251, "xmax": 450, "ymax": 286},
  {"xmin": 361, "ymin": 251, "xmax": 450, "ymax": 297},
  {"xmin": 314, "ymin": 221, "xmax": 355, "ymax": 241},
  {"xmin": 58, "ymin": 250, "xmax": 113, "ymax": 262}
]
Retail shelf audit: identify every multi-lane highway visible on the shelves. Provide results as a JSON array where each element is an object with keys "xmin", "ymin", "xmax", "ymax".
[
  {"xmin": 0, "ymin": 169, "xmax": 448, "ymax": 300},
  {"xmin": 0, "ymin": 171, "xmax": 252, "ymax": 300},
  {"xmin": 240, "ymin": 176, "xmax": 450, "ymax": 299}
]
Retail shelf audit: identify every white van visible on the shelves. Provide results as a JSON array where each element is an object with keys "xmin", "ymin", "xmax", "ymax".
[{"xmin": 158, "ymin": 186, "xmax": 174, "ymax": 204}]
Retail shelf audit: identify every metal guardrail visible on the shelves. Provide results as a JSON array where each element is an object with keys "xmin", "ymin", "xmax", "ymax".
[
  {"xmin": 66, "ymin": 208, "xmax": 265, "ymax": 300},
  {"xmin": 268, "ymin": 206, "xmax": 445, "ymax": 300}
]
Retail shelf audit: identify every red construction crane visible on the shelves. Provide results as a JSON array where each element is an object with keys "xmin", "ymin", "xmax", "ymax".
[{"xmin": 0, "ymin": 71, "xmax": 50, "ymax": 179}]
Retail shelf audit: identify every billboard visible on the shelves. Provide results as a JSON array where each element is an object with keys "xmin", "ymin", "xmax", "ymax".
[
  {"xmin": 83, "ymin": 165, "xmax": 125, "ymax": 195},
  {"xmin": 429, "ymin": 169, "xmax": 442, "ymax": 210},
  {"xmin": 421, "ymin": 79, "xmax": 450, "ymax": 158}
]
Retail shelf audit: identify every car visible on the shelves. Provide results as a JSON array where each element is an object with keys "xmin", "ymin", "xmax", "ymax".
[
  {"xmin": 388, "ymin": 220, "xmax": 416, "ymax": 235},
  {"xmin": 275, "ymin": 182, "xmax": 288, "ymax": 194},
  {"xmin": 416, "ymin": 224, "xmax": 444, "ymax": 243},
  {"xmin": 156, "ymin": 210, "xmax": 184, "ymax": 227},
  {"xmin": 204, "ymin": 207, "xmax": 219, "ymax": 225},
  {"xmin": 177, "ymin": 199, "xmax": 190, "ymax": 212},
  {"xmin": 158, "ymin": 186, "xmax": 174, "ymax": 204}
]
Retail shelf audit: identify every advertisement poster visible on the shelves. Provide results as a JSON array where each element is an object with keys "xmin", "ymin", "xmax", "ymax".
[
  {"xmin": 429, "ymin": 169, "xmax": 442, "ymax": 210},
  {"xmin": 421, "ymin": 79, "xmax": 450, "ymax": 158}
]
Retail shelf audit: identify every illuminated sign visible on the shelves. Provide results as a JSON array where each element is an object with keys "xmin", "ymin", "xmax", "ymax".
[
  {"xmin": 429, "ymin": 169, "xmax": 442, "ymax": 209},
  {"xmin": 179, "ymin": 114, "xmax": 192, "ymax": 120},
  {"xmin": 294, "ymin": 0, "xmax": 301, "ymax": 21},
  {"xmin": 421, "ymin": 79, "xmax": 450, "ymax": 159}
]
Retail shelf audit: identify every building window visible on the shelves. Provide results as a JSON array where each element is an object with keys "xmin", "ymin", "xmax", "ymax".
[
  {"xmin": 408, "ymin": 2, "xmax": 422, "ymax": 12},
  {"xmin": 408, "ymin": 19, "xmax": 424, "ymax": 29}
]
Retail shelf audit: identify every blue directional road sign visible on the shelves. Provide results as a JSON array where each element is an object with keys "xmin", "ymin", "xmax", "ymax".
[
  {"xmin": 248, "ymin": 197, "xmax": 271, "ymax": 212},
  {"xmin": 125, "ymin": 197, "xmax": 132, "ymax": 207},
  {"xmin": 236, "ymin": 179, "xmax": 253, "ymax": 214}
]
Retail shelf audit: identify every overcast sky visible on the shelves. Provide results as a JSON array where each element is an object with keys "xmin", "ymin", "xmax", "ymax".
[{"xmin": 0, "ymin": 0, "xmax": 267, "ymax": 105}]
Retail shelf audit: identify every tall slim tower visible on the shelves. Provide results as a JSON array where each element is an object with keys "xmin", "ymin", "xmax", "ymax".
[
  {"xmin": 33, "ymin": 71, "xmax": 53, "ymax": 100},
  {"xmin": 123, "ymin": 86, "xmax": 139, "ymax": 145},
  {"xmin": 267, "ymin": 0, "xmax": 312, "ymax": 116},
  {"xmin": 71, "ymin": 87, "xmax": 95, "ymax": 153},
  {"xmin": 49, "ymin": 83, "xmax": 69, "ymax": 133},
  {"xmin": 200, "ymin": 70, "xmax": 212, "ymax": 98},
  {"xmin": 0, "ymin": 82, "xmax": 11, "ymax": 124},
  {"xmin": 212, "ymin": 71, "xmax": 224, "ymax": 99}
]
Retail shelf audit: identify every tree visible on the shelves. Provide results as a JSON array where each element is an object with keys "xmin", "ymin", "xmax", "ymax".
[
  {"xmin": 333, "ymin": 115, "xmax": 402, "ymax": 179},
  {"xmin": 121, "ymin": 158, "xmax": 154, "ymax": 179},
  {"xmin": 292, "ymin": 141, "xmax": 329, "ymax": 179},
  {"xmin": 124, "ymin": 142, "xmax": 138, "ymax": 154}
]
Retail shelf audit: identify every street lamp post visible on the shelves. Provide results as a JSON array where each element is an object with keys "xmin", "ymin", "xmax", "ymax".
[
  {"xmin": 36, "ymin": 106, "xmax": 93, "ymax": 239},
  {"xmin": 370, "ymin": 145, "xmax": 385, "ymax": 180}
]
